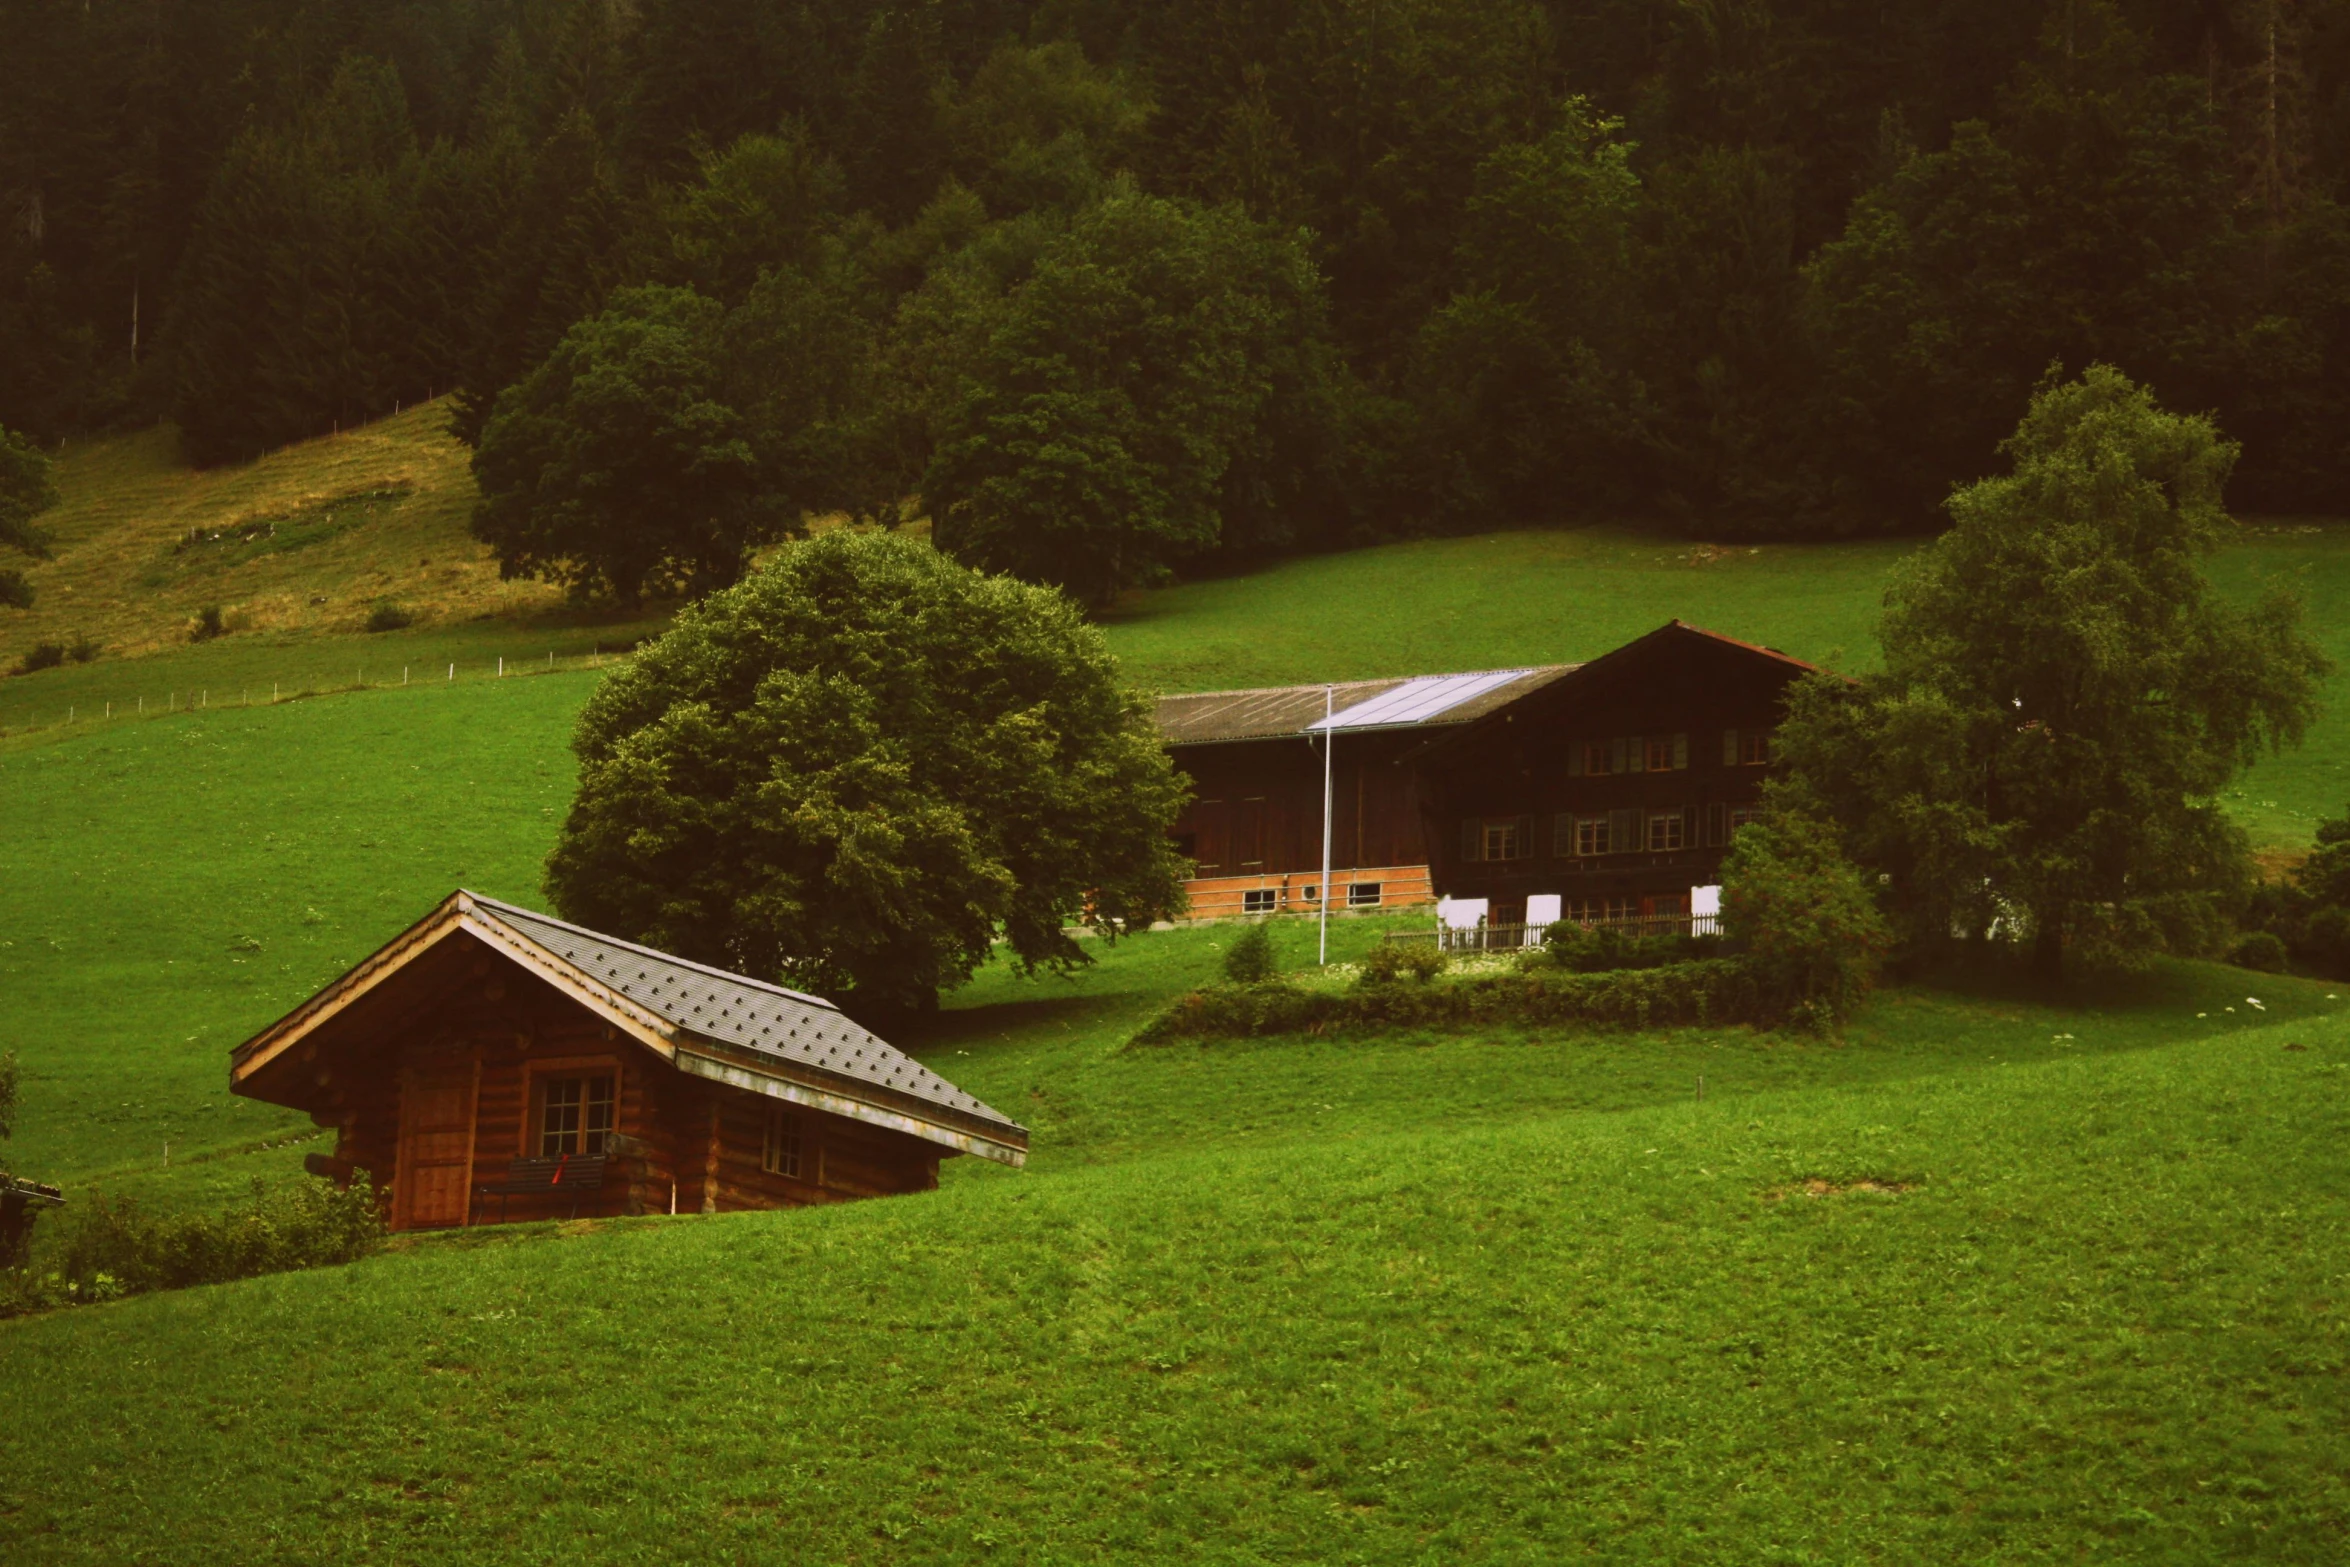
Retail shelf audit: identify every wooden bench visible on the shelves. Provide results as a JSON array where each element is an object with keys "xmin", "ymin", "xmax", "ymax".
[{"xmin": 474, "ymin": 1154, "xmax": 608, "ymax": 1222}]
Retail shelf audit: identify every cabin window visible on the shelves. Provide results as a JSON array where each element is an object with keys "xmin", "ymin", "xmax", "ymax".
[
  {"xmin": 1563, "ymin": 897, "xmax": 1637, "ymax": 924},
  {"xmin": 1740, "ymin": 730, "xmax": 1771, "ymax": 765},
  {"xmin": 1580, "ymin": 740, "xmax": 1613, "ymax": 776},
  {"xmin": 1645, "ymin": 892, "xmax": 1689, "ymax": 919},
  {"xmin": 1243, "ymin": 888, "xmax": 1277, "ymax": 914},
  {"xmin": 1348, "ymin": 882, "xmax": 1382, "ymax": 907},
  {"xmin": 540, "ymin": 1074, "xmax": 615, "ymax": 1156},
  {"xmin": 1646, "ymin": 810, "xmax": 1686, "ymax": 852},
  {"xmin": 1645, "ymin": 735, "xmax": 1688, "ymax": 772},
  {"xmin": 763, "ymin": 1105, "xmax": 803, "ymax": 1178},
  {"xmin": 1730, "ymin": 804, "xmax": 1766, "ymax": 833},
  {"xmin": 1574, "ymin": 815, "xmax": 1609, "ymax": 857}
]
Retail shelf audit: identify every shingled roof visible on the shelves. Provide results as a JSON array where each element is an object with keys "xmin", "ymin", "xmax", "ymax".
[
  {"xmin": 1155, "ymin": 665, "xmax": 1575, "ymax": 746},
  {"xmin": 229, "ymin": 891, "xmax": 1027, "ymax": 1165}
]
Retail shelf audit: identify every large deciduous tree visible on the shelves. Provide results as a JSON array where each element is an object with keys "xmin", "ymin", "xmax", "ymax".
[
  {"xmin": 471, "ymin": 284, "xmax": 773, "ymax": 606},
  {"xmin": 918, "ymin": 187, "xmax": 1339, "ymax": 606},
  {"xmin": 1777, "ymin": 366, "xmax": 2327, "ymax": 975},
  {"xmin": 0, "ymin": 424, "xmax": 58, "ymax": 609},
  {"xmin": 544, "ymin": 530, "xmax": 1188, "ymax": 1009}
]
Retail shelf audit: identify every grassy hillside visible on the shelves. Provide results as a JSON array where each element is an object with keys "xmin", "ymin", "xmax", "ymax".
[
  {"xmin": 1, "ymin": 958, "xmax": 2345, "ymax": 1561},
  {"xmin": 2, "ymin": 483, "xmax": 2348, "ymax": 1557}
]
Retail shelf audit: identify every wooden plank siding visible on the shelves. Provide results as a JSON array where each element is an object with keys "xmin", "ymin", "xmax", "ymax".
[
  {"xmin": 1165, "ymin": 732, "xmax": 1434, "ymax": 918},
  {"xmin": 325, "ymin": 958, "xmax": 939, "ymax": 1230}
]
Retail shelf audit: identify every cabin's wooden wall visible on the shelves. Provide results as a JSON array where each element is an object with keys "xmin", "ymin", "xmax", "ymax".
[{"xmin": 333, "ymin": 960, "xmax": 940, "ymax": 1230}]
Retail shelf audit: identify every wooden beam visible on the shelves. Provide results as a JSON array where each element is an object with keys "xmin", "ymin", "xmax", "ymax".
[{"xmin": 701, "ymin": 1094, "xmax": 721, "ymax": 1214}]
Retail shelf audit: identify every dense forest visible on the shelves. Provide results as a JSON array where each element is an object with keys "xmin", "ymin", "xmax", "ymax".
[{"xmin": 4, "ymin": 0, "xmax": 2348, "ymax": 595}]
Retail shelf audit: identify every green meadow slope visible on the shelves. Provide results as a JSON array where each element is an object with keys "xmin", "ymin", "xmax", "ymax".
[{"xmin": 2, "ymin": 481, "xmax": 2349, "ymax": 1558}]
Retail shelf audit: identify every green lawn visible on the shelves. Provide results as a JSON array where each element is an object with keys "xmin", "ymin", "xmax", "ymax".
[{"xmin": 4, "ymin": 524, "xmax": 2350, "ymax": 1561}]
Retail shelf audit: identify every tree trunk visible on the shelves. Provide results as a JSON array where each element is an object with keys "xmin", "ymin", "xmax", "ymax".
[{"xmin": 2031, "ymin": 909, "xmax": 2065, "ymax": 982}]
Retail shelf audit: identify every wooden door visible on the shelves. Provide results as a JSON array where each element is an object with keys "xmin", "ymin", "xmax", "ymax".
[
  {"xmin": 1235, "ymin": 797, "xmax": 1267, "ymax": 869},
  {"xmin": 396, "ymin": 1062, "xmax": 478, "ymax": 1229}
]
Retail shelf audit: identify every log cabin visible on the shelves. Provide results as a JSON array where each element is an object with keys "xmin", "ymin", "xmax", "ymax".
[
  {"xmin": 230, "ymin": 891, "xmax": 1027, "ymax": 1231},
  {"xmin": 1155, "ymin": 621, "xmax": 1818, "ymax": 932}
]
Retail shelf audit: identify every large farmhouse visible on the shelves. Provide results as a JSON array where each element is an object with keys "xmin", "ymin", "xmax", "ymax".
[
  {"xmin": 1156, "ymin": 621, "xmax": 1817, "ymax": 929},
  {"xmin": 231, "ymin": 891, "xmax": 1026, "ymax": 1231}
]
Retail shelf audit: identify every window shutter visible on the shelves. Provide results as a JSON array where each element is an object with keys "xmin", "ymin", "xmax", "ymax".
[
  {"xmin": 1674, "ymin": 732, "xmax": 1689, "ymax": 769},
  {"xmin": 1514, "ymin": 815, "xmax": 1532, "ymax": 858},
  {"xmin": 1567, "ymin": 742, "xmax": 1584, "ymax": 778},
  {"xmin": 1461, "ymin": 818, "xmax": 1482, "ymax": 862},
  {"xmin": 1706, "ymin": 802, "xmax": 1727, "ymax": 847},
  {"xmin": 1611, "ymin": 737, "xmax": 1628, "ymax": 774},
  {"xmin": 1722, "ymin": 728, "xmax": 1739, "ymax": 766},
  {"xmin": 1552, "ymin": 813, "xmax": 1574, "ymax": 856},
  {"xmin": 1609, "ymin": 808, "xmax": 1637, "ymax": 853},
  {"xmin": 1626, "ymin": 736, "xmax": 1645, "ymax": 773}
]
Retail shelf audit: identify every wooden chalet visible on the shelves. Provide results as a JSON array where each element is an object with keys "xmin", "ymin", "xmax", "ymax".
[
  {"xmin": 230, "ymin": 891, "xmax": 1027, "ymax": 1231},
  {"xmin": 1155, "ymin": 621, "xmax": 1817, "ymax": 931}
]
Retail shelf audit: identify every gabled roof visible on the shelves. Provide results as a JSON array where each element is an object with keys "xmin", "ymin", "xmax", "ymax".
[
  {"xmin": 1155, "ymin": 665, "xmax": 1575, "ymax": 746},
  {"xmin": 229, "ymin": 891, "xmax": 1027, "ymax": 1166}
]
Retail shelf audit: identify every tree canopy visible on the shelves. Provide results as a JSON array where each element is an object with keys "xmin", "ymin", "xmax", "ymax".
[
  {"xmin": 1777, "ymin": 366, "xmax": 2329, "ymax": 975},
  {"xmin": 16, "ymin": 1, "xmax": 2350, "ymax": 559},
  {"xmin": 544, "ymin": 529, "xmax": 1188, "ymax": 1009},
  {"xmin": 0, "ymin": 425, "xmax": 58, "ymax": 610}
]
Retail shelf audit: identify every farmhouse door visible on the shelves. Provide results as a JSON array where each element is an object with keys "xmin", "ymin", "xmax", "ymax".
[{"xmin": 396, "ymin": 1062, "xmax": 478, "ymax": 1230}]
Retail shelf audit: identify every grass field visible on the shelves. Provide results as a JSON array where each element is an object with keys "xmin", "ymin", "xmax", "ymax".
[{"xmin": 4, "ymin": 441, "xmax": 2350, "ymax": 1559}]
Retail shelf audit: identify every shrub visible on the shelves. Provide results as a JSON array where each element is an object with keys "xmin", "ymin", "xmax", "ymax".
[
  {"xmin": 2300, "ymin": 905, "xmax": 2350, "ymax": 978},
  {"xmin": 1222, "ymin": 921, "xmax": 1278, "ymax": 984},
  {"xmin": 2227, "ymin": 929, "xmax": 2288, "ymax": 973},
  {"xmin": 1361, "ymin": 939, "xmax": 1447, "ymax": 984},
  {"xmin": 13, "ymin": 640, "xmax": 63, "ymax": 674},
  {"xmin": 189, "ymin": 604, "xmax": 226, "ymax": 641},
  {"xmin": 0, "ymin": 1174, "xmax": 384, "ymax": 1316},
  {"xmin": 1537, "ymin": 921, "xmax": 1717, "ymax": 972},
  {"xmin": 1721, "ymin": 809, "xmax": 1892, "ymax": 1033},
  {"xmin": 66, "ymin": 633, "xmax": 98, "ymax": 663},
  {"xmin": 1134, "ymin": 958, "xmax": 1760, "ymax": 1045},
  {"xmin": 365, "ymin": 599, "xmax": 414, "ymax": 632}
]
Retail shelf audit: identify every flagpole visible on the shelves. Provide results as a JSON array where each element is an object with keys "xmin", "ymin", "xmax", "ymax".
[{"xmin": 1319, "ymin": 683, "xmax": 1333, "ymax": 965}]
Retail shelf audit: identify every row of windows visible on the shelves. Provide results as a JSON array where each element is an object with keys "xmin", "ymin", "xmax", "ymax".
[
  {"xmin": 1239, "ymin": 882, "xmax": 1383, "ymax": 915},
  {"xmin": 1569, "ymin": 729, "xmax": 1771, "ymax": 776},
  {"xmin": 1462, "ymin": 804, "xmax": 1764, "ymax": 862}
]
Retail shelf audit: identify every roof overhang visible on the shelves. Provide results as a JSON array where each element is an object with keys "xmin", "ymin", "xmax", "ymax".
[{"xmin": 675, "ymin": 1045, "xmax": 1027, "ymax": 1167}]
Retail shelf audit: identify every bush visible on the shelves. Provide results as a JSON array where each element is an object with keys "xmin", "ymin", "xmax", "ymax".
[
  {"xmin": 2300, "ymin": 905, "xmax": 2350, "ymax": 978},
  {"xmin": 1134, "ymin": 958, "xmax": 1760, "ymax": 1045},
  {"xmin": 13, "ymin": 640, "xmax": 63, "ymax": 674},
  {"xmin": 1721, "ymin": 809, "xmax": 1892, "ymax": 1033},
  {"xmin": 1537, "ymin": 921, "xmax": 1717, "ymax": 972},
  {"xmin": 189, "ymin": 604, "xmax": 226, "ymax": 642},
  {"xmin": 66, "ymin": 633, "xmax": 98, "ymax": 663},
  {"xmin": 365, "ymin": 599, "xmax": 414, "ymax": 632},
  {"xmin": 2227, "ymin": 929, "xmax": 2289, "ymax": 973},
  {"xmin": 0, "ymin": 1174, "xmax": 384, "ymax": 1316},
  {"xmin": 1222, "ymin": 921, "xmax": 1278, "ymax": 984},
  {"xmin": 1361, "ymin": 939, "xmax": 1447, "ymax": 984}
]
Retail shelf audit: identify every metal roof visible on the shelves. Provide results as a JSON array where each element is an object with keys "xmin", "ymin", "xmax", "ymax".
[
  {"xmin": 1155, "ymin": 665, "xmax": 1574, "ymax": 747},
  {"xmin": 469, "ymin": 896, "xmax": 1022, "ymax": 1139}
]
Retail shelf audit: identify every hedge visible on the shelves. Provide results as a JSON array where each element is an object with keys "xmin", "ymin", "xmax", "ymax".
[{"xmin": 1131, "ymin": 958, "xmax": 1762, "ymax": 1046}]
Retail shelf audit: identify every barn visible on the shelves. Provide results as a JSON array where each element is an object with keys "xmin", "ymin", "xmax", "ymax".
[
  {"xmin": 230, "ymin": 891, "xmax": 1027, "ymax": 1230},
  {"xmin": 1155, "ymin": 621, "xmax": 1818, "ymax": 932}
]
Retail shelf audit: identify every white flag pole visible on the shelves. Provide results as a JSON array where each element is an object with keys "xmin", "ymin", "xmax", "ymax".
[{"xmin": 1319, "ymin": 683, "xmax": 1334, "ymax": 965}]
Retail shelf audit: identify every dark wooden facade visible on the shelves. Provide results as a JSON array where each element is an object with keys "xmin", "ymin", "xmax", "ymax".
[
  {"xmin": 232, "ymin": 894, "xmax": 1026, "ymax": 1231},
  {"xmin": 1414, "ymin": 623, "xmax": 1813, "ymax": 921},
  {"xmin": 1166, "ymin": 730, "xmax": 1435, "ymax": 917}
]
